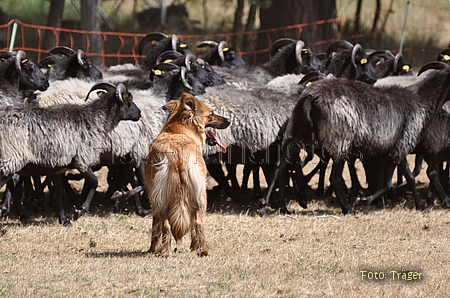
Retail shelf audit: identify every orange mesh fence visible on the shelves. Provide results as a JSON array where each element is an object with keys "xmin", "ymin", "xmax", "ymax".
[{"xmin": 0, "ymin": 9, "xmax": 445, "ymax": 69}]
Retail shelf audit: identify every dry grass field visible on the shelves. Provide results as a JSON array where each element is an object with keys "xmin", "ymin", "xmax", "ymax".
[{"xmin": 1, "ymin": 157, "xmax": 450, "ymax": 297}]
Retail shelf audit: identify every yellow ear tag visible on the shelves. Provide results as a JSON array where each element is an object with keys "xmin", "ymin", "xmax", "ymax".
[
  {"xmin": 306, "ymin": 82, "xmax": 312, "ymax": 87},
  {"xmin": 402, "ymin": 65, "xmax": 410, "ymax": 71},
  {"xmin": 360, "ymin": 58, "xmax": 367, "ymax": 65},
  {"xmin": 154, "ymin": 69, "xmax": 162, "ymax": 76},
  {"xmin": 444, "ymin": 55, "xmax": 450, "ymax": 61},
  {"xmin": 376, "ymin": 60, "xmax": 382, "ymax": 66},
  {"xmin": 163, "ymin": 59, "xmax": 172, "ymax": 63},
  {"xmin": 223, "ymin": 47, "xmax": 229, "ymax": 52},
  {"xmin": 47, "ymin": 64, "xmax": 52, "ymax": 68},
  {"xmin": 180, "ymin": 44, "xmax": 187, "ymax": 48},
  {"xmin": 21, "ymin": 59, "xmax": 28, "ymax": 64},
  {"xmin": 302, "ymin": 49, "xmax": 308, "ymax": 53}
]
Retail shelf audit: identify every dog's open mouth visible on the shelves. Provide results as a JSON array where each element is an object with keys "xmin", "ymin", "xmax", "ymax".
[{"xmin": 206, "ymin": 130, "xmax": 227, "ymax": 153}]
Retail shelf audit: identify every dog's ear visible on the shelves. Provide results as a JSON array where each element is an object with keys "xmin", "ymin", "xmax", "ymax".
[
  {"xmin": 163, "ymin": 100, "xmax": 179, "ymax": 115},
  {"xmin": 180, "ymin": 93, "xmax": 197, "ymax": 111}
]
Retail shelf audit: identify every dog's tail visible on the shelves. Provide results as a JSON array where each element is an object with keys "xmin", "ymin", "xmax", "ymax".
[
  {"xmin": 150, "ymin": 154, "xmax": 207, "ymax": 242},
  {"xmin": 169, "ymin": 155, "xmax": 207, "ymax": 242}
]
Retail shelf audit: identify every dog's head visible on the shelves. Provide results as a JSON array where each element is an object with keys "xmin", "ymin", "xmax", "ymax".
[{"xmin": 164, "ymin": 93, "xmax": 231, "ymax": 152}]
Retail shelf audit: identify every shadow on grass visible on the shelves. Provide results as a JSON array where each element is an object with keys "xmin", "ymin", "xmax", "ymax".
[{"xmin": 84, "ymin": 250, "xmax": 150, "ymax": 258}]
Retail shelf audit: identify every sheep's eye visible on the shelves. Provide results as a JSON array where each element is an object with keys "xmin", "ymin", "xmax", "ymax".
[
  {"xmin": 123, "ymin": 93, "xmax": 129, "ymax": 101},
  {"xmin": 209, "ymin": 111, "xmax": 215, "ymax": 119}
]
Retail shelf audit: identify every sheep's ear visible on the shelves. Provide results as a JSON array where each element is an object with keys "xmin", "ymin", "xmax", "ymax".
[
  {"xmin": 163, "ymin": 100, "xmax": 179, "ymax": 114},
  {"xmin": 180, "ymin": 93, "xmax": 196, "ymax": 111}
]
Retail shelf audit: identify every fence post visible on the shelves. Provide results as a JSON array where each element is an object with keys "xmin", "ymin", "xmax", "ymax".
[
  {"xmin": 9, "ymin": 20, "xmax": 18, "ymax": 52},
  {"xmin": 398, "ymin": 1, "xmax": 410, "ymax": 54}
]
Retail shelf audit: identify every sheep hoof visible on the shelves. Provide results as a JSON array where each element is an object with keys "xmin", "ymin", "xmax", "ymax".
[
  {"xmin": 73, "ymin": 208, "xmax": 87, "ymax": 220},
  {"xmin": 136, "ymin": 208, "xmax": 150, "ymax": 217},
  {"xmin": 297, "ymin": 200, "xmax": 308, "ymax": 209}
]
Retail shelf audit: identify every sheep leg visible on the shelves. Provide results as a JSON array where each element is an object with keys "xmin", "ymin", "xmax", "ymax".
[
  {"xmin": 225, "ymin": 163, "xmax": 241, "ymax": 197},
  {"xmin": 47, "ymin": 174, "xmax": 71, "ymax": 226},
  {"xmin": 396, "ymin": 158, "xmax": 425, "ymax": 210},
  {"xmin": 74, "ymin": 168, "xmax": 98, "ymax": 220},
  {"xmin": 329, "ymin": 159, "xmax": 353, "ymax": 214},
  {"xmin": 0, "ymin": 187, "xmax": 12, "ymax": 218},
  {"xmin": 6, "ymin": 176, "xmax": 33, "ymax": 224},
  {"xmin": 206, "ymin": 162, "xmax": 233, "ymax": 196},
  {"xmin": 259, "ymin": 150, "xmax": 290, "ymax": 213},
  {"xmin": 252, "ymin": 166, "xmax": 261, "ymax": 195},
  {"xmin": 355, "ymin": 159, "xmax": 413, "ymax": 208},
  {"xmin": 134, "ymin": 160, "xmax": 151, "ymax": 210},
  {"xmin": 439, "ymin": 161, "xmax": 450, "ymax": 196},
  {"xmin": 112, "ymin": 164, "xmax": 149, "ymax": 217},
  {"xmin": 425, "ymin": 154, "xmax": 450, "ymax": 208}
]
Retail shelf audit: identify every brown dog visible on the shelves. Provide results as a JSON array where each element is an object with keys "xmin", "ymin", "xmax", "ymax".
[{"xmin": 146, "ymin": 93, "xmax": 230, "ymax": 256}]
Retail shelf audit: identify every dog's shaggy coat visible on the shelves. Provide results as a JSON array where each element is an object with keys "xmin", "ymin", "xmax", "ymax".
[{"xmin": 146, "ymin": 93, "xmax": 230, "ymax": 256}]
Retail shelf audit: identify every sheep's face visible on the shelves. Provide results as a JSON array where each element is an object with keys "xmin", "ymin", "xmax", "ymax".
[
  {"xmin": 118, "ymin": 91, "xmax": 141, "ymax": 122},
  {"xmin": 19, "ymin": 58, "xmax": 50, "ymax": 91}
]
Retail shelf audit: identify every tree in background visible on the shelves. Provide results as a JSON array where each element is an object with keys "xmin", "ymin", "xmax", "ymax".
[
  {"xmin": 42, "ymin": 0, "xmax": 65, "ymax": 50},
  {"xmin": 258, "ymin": 0, "xmax": 338, "ymax": 55},
  {"xmin": 80, "ymin": 0, "xmax": 102, "ymax": 64}
]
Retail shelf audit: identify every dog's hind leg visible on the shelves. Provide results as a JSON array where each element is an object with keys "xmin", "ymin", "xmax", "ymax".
[
  {"xmin": 149, "ymin": 215, "xmax": 163, "ymax": 254},
  {"xmin": 190, "ymin": 210, "xmax": 209, "ymax": 256}
]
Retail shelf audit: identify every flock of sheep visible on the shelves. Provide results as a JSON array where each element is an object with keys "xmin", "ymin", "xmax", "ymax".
[{"xmin": 0, "ymin": 32, "xmax": 450, "ymax": 225}]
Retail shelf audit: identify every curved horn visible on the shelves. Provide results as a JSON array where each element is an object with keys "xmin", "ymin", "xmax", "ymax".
[
  {"xmin": 49, "ymin": 46, "xmax": 75, "ymax": 56},
  {"xmin": 155, "ymin": 50, "xmax": 183, "ymax": 65},
  {"xmin": 368, "ymin": 50, "xmax": 393, "ymax": 60},
  {"xmin": 137, "ymin": 32, "xmax": 169, "ymax": 56},
  {"xmin": 85, "ymin": 82, "xmax": 117, "ymax": 101},
  {"xmin": 15, "ymin": 50, "xmax": 27, "ymax": 74},
  {"xmin": 38, "ymin": 55, "xmax": 59, "ymax": 68},
  {"xmin": 180, "ymin": 66, "xmax": 192, "ymax": 90},
  {"xmin": 269, "ymin": 38, "xmax": 296, "ymax": 58},
  {"xmin": 298, "ymin": 71, "xmax": 325, "ymax": 86},
  {"xmin": 196, "ymin": 40, "xmax": 219, "ymax": 49},
  {"xmin": 171, "ymin": 34, "xmax": 179, "ymax": 52},
  {"xmin": 76, "ymin": 49, "xmax": 85, "ymax": 66},
  {"xmin": 184, "ymin": 52, "xmax": 197, "ymax": 72},
  {"xmin": 295, "ymin": 40, "xmax": 306, "ymax": 66},
  {"xmin": 418, "ymin": 61, "xmax": 450, "ymax": 76},
  {"xmin": 393, "ymin": 53, "xmax": 404, "ymax": 73},
  {"xmin": 350, "ymin": 44, "xmax": 363, "ymax": 68},
  {"xmin": 217, "ymin": 41, "xmax": 228, "ymax": 62},
  {"xmin": 325, "ymin": 40, "xmax": 354, "ymax": 57},
  {"xmin": 115, "ymin": 83, "xmax": 127, "ymax": 103}
]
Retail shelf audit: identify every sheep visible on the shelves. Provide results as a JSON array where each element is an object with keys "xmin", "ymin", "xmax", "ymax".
[
  {"xmin": 137, "ymin": 32, "xmax": 188, "ymax": 70},
  {"xmin": 38, "ymin": 46, "xmax": 103, "ymax": 81},
  {"xmin": 0, "ymin": 50, "xmax": 49, "ymax": 105},
  {"xmin": 196, "ymin": 40, "xmax": 248, "ymax": 69},
  {"xmin": 261, "ymin": 67, "xmax": 450, "ymax": 214},
  {"xmin": 0, "ymin": 82, "xmax": 141, "ymax": 224},
  {"xmin": 322, "ymin": 40, "xmax": 386, "ymax": 84}
]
